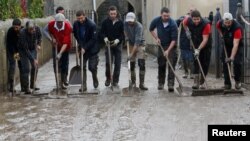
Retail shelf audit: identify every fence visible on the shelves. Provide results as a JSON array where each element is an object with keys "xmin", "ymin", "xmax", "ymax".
[{"xmin": 237, "ymin": 3, "xmax": 250, "ymax": 84}]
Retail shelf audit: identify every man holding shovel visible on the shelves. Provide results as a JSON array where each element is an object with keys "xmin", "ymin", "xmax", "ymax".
[
  {"xmin": 216, "ymin": 13, "xmax": 243, "ymax": 90},
  {"xmin": 48, "ymin": 13, "xmax": 72, "ymax": 90},
  {"xmin": 101, "ymin": 6, "xmax": 124, "ymax": 88},
  {"xmin": 6, "ymin": 19, "xmax": 23, "ymax": 92},
  {"xmin": 73, "ymin": 10, "xmax": 100, "ymax": 92},
  {"xmin": 18, "ymin": 21, "xmax": 42, "ymax": 94},
  {"xmin": 183, "ymin": 10, "xmax": 212, "ymax": 89},
  {"xmin": 124, "ymin": 12, "xmax": 148, "ymax": 91},
  {"xmin": 149, "ymin": 7, "xmax": 178, "ymax": 92}
]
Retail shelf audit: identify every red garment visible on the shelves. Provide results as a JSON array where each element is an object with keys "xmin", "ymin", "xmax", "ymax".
[
  {"xmin": 48, "ymin": 20, "xmax": 72, "ymax": 51},
  {"xmin": 183, "ymin": 17, "xmax": 211, "ymax": 35},
  {"xmin": 216, "ymin": 21, "xmax": 242, "ymax": 39}
]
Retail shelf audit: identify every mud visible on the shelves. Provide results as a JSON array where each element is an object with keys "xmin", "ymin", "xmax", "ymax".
[{"xmin": 0, "ymin": 49, "xmax": 249, "ymax": 141}]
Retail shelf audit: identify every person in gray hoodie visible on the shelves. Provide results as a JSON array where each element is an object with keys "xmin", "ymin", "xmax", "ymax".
[{"xmin": 124, "ymin": 12, "xmax": 148, "ymax": 91}]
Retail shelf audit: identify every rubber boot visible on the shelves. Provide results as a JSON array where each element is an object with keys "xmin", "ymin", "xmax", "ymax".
[
  {"xmin": 130, "ymin": 62, "xmax": 136, "ymax": 87},
  {"xmin": 199, "ymin": 75, "xmax": 206, "ymax": 89},
  {"xmin": 192, "ymin": 74, "xmax": 199, "ymax": 89},
  {"xmin": 8, "ymin": 79, "xmax": 16, "ymax": 92},
  {"xmin": 158, "ymin": 69, "xmax": 166, "ymax": 90},
  {"xmin": 182, "ymin": 60, "xmax": 188, "ymax": 79},
  {"xmin": 30, "ymin": 71, "xmax": 40, "ymax": 91},
  {"xmin": 92, "ymin": 71, "xmax": 99, "ymax": 89},
  {"xmin": 61, "ymin": 73, "xmax": 67, "ymax": 90},
  {"xmin": 139, "ymin": 70, "xmax": 148, "ymax": 90},
  {"xmin": 79, "ymin": 70, "xmax": 87, "ymax": 92},
  {"xmin": 64, "ymin": 74, "xmax": 69, "ymax": 86}
]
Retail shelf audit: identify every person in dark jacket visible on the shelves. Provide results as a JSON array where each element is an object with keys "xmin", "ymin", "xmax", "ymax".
[
  {"xmin": 176, "ymin": 15, "xmax": 194, "ymax": 79},
  {"xmin": 149, "ymin": 7, "xmax": 178, "ymax": 92},
  {"xmin": 216, "ymin": 13, "xmax": 243, "ymax": 90},
  {"xmin": 101, "ymin": 6, "xmax": 124, "ymax": 87},
  {"xmin": 6, "ymin": 19, "xmax": 23, "ymax": 92},
  {"xmin": 73, "ymin": 10, "xmax": 100, "ymax": 92},
  {"xmin": 18, "ymin": 21, "xmax": 42, "ymax": 94},
  {"xmin": 183, "ymin": 10, "xmax": 212, "ymax": 89}
]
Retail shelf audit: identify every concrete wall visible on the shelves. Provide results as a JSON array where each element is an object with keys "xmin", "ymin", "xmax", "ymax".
[
  {"xmin": 0, "ymin": 17, "xmax": 54, "ymax": 93},
  {"xmin": 143, "ymin": 0, "xmax": 223, "ymax": 45}
]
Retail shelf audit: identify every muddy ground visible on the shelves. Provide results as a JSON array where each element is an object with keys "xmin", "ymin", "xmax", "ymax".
[{"xmin": 0, "ymin": 49, "xmax": 249, "ymax": 141}]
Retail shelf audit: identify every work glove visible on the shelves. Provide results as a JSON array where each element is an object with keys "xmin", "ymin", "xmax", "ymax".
[
  {"xmin": 13, "ymin": 53, "xmax": 20, "ymax": 60},
  {"xmin": 186, "ymin": 30, "xmax": 192, "ymax": 40},
  {"xmin": 225, "ymin": 58, "xmax": 233, "ymax": 63},
  {"xmin": 56, "ymin": 53, "xmax": 62, "ymax": 60},
  {"xmin": 104, "ymin": 37, "xmax": 110, "ymax": 45},
  {"xmin": 194, "ymin": 49, "xmax": 200, "ymax": 58},
  {"xmin": 111, "ymin": 39, "xmax": 120, "ymax": 47}
]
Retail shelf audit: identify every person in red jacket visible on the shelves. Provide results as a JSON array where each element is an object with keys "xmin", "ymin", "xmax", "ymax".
[
  {"xmin": 216, "ymin": 13, "xmax": 243, "ymax": 90},
  {"xmin": 183, "ymin": 10, "xmax": 212, "ymax": 89},
  {"xmin": 47, "ymin": 13, "xmax": 72, "ymax": 89}
]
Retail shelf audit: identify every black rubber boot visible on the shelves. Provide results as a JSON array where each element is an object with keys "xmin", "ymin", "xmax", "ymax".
[
  {"xmin": 139, "ymin": 70, "xmax": 148, "ymax": 91},
  {"xmin": 130, "ymin": 62, "xmax": 136, "ymax": 87},
  {"xmin": 92, "ymin": 71, "xmax": 99, "ymax": 89},
  {"xmin": 79, "ymin": 70, "xmax": 87, "ymax": 92},
  {"xmin": 192, "ymin": 74, "xmax": 199, "ymax": 89},
  {"xmin": 61, "ymin": 73, "xmax": 67, "ymax": 90}
]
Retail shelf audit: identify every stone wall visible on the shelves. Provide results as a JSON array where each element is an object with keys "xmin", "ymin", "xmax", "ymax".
[{"xmin": 0, "ymin": 17, "xmax": 53, "ymax": 93}]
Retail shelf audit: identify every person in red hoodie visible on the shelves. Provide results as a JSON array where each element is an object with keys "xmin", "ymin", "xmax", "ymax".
[{"xmin": 47, "ymin": 13, "xmax": 72, "ymax": 89}]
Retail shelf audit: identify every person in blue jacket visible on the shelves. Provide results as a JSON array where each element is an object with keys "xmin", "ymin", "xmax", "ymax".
[
  {"xmin": 149, "ymin": 7, "xmax": 178, "ymax": 92},
  {"xmin": 73, "ymin": 10, "xmax": 100, "ymax": 92}
]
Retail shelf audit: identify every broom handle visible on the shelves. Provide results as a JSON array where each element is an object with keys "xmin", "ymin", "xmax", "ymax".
[
  {"xmin": 223, "ymin": 45, "xmax": 234, "ymax": 85},
  {"xmin": 158, "ymin": 45, "xmax": 184, "ymax": 89},
  {"xmin": 55, "ymin": 44, "xmax": 59, "ymax": 90},
  {"xmin": 81, "ymin": 48, "xmax": 84, "ymax": 93},
  {"xmin": 75, "ymin": 41, "xmax": 79, "ymax": 66},
  {"xmin": 127, "ymin": 41, "xmax": 131, "ymax": 83},
  {"xmin": 188, "ymin": 31, "xmax": 208, "ymax": 89},
  {"xmin": 107, "ymin": 43, "xmax": 113, "ymax": 88}
]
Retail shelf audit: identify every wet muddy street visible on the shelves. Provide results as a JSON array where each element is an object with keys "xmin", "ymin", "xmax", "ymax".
[{"xmin": 0, "ymin": 50, "xmax": 250, "ymax": 141}]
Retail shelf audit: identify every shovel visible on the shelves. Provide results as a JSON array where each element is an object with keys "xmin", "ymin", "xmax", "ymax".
[
  {"xmin": 121, "ymin": 41, "xmax": 140, "ymax": 97},
  {"xmin": 158, "ymin": 45, "xmax": 190, "ymax": 96},
  {"xmin": 69, "ymin": 41, "xmax": 81, "ymax": 85}
]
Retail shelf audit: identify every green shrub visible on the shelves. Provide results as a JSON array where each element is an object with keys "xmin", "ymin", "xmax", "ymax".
[
  {"xmin": 28, "ymin": 0, "xmax": 44, "ymax": 19},
  {"xmin": 0, "ymin": 0, "xmax": 10, "ymax": 20}
]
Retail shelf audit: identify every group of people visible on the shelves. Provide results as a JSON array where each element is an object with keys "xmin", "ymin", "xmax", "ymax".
[{"xmin": 6, "ymin": 6, "xmax": 243, "ymax": 94}]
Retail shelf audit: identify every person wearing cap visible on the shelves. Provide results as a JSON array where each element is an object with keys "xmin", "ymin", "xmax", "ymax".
[
  {"xmin": 73, "ymin": 10, "xmax": 100, "ymax": 92},
  {"xmin": 216, "ymin": 12, "xmax": 243, "ymax": 90},
  {"xmin": 46, "ymin": 13, "xmax": 72, "ymax": 90},
  {"xmin": 183, "ymin": 10, "xmax": 212, "ymax": 89},
  {"xmin": 100, "ymin": 6, "xmax": 124, "ymax": 87},
  {"xmin": 149, "ymin": 7, "xmax": 178, "ymax": 92},
  {"xmin": 6, "ymin": 19, "xmax": 24, "ymax": 92},
  {"xmin": 18, "ymin": 21, "xmax": 42, "ymax": 94},
  {"xmin": 124, "ymin": 12, "xmax": 148, "ymax": 90}
]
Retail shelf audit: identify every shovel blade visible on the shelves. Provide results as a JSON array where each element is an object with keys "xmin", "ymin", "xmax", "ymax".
[
  {"xmin": 121, "ymin": 87, "xmax": 140, "ymax": 97},
  {"xmin": 176, "ymin": 87, "xmax": 192, "ymax": 96},
  {"xmin": 69, "ymin": 66, "xmax": 81, "ymax": 85}
]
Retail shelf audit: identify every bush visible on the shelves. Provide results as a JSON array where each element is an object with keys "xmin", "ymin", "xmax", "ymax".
[
  {"xmin": 0, "ymin": 0, "xmax": 44, "ymax": 20},
  {"xmin": 0, "ymin": 0, "xmax": 11, "ymax": 20},
  {"xmin": 28, "ymin": 0, "xmax": 44, "ymax": 19}
]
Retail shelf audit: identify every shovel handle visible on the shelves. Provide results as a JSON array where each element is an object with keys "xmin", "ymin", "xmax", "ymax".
[
  {"xmin": 75, "ymin": 40, "xmax": 80, "ymax": 66},
  {"xmin": 223, "ymin": 45, "xmax": 234, "ymax": 85},
  {"xmin": 187, "ymin": 28, "xmax": 208, "ymax": 89},
  {"xmin": 158, "ymin": 45, "xmax": 184, "ymax": 91}
]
